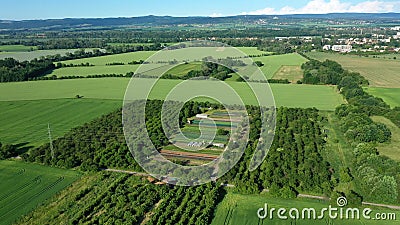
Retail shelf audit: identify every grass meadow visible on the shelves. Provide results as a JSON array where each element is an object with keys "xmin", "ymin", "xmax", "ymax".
[
  {"xmin": 0, "ymin": 78, "xmax": 344, "ymax": 110},
  {"xmin": 372, "ymin": 116, "xmax": 400, "ymax": 161},
  {"xmin": 0, "ymin": 99, "xmax": 121, "ymax": 146},
  {"xmin": 306, "ymin": 52, "xmax": 400, "ymax": 88},
  {"xmin": 364, "ymin": 87, "xmax": 400, "ymax": 108},
  {"xmin": 211, "ymin": 192, "xmax": 400, "ymax": 225}
]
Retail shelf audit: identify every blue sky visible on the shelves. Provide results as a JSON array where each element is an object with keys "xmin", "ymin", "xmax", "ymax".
[{"xmin": 1, "ymin": 0, "xmax": 399, "ymax": 20}]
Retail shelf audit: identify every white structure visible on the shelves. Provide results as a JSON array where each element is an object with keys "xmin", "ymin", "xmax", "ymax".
[
  {"xmin": 213, "ymin": 143, "xmax": 225, "ymax": 148},
  {"xmin": 332, "ymin": 45, "xmax": 352, "ymax": 53},
  {"xmin": 393, "ymin": 32, "xmax": 400, "ymax": 40},
  {"xmin": 323, "ymin": 45, "xmax": 331, "ymax": 51},
  {"xmin": 196, "ymin": 114, "xmax": 208, "ymax": 119}
]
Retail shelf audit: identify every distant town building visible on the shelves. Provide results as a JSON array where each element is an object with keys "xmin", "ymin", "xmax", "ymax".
[
  {"xmin": 390, "ymin": 26, "xmax": 400, "ymax": 31},
  {"xmin": 323, "ymin": 45, "xmax": 331, "ymax": 50},
  {"xmin": 393, "ymin": 32, "xmax": 400, "ymax": 39},
  {"xmin": 331, "ymin": 45, "xmax": 352, "ymax": 52}
]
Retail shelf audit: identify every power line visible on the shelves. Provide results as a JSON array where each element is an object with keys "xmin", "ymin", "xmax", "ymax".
[{"xmin": 48, "ymin": 123, "xmax": 54, "ymax": 160}]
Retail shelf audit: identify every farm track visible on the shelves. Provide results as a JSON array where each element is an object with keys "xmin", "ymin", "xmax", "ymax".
[
  {"xmin": 160, "ymin": 149, "xmax": 218, "ymax": 160},
  {"xmin": 104, "ymin": 168, "xmax": 400, "ymax": 210}
]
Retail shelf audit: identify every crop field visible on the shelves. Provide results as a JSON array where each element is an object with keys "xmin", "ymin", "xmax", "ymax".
[
  {"xmin": 252, "ymin": 53, "xmax": 308, "ymax": 79},
  {"xmin": 0, "ymin": 99, "xmax": 121, "ymax": 146},
  {"xmin": 0, "ymin": 45, "xmax": 37, "ymax": 52},
  {"xmin": 236, "ymin": 47, "xmax": 269, "ymax": 56},
  {"xmin": 48, "ymin": 48, "xmax": 291, "ymax": 78},
  {"xmin": 164, "ymin": 62, "xmax": 202, "ymax": 76},
  {"xmin": 48, "ymin": 65, "xmax": 140, "ymax": 77},
  {"xmin": 364, "ymin": 87, "xmax": 400, "ymax": 107},
  {"xmin": 0, "ymin": 49, "xmax": 83, "ymax": 61},
  {"xmin": 211, "ymin": 192, "xmax": 400, "ymax": 225},
  {"xmin": 58, "ymin": 51, "xmax": 156, "ymax": 65},
  {"xmin": 0, "ymin": 160, "xmax": 80, "ymax": 225},
  {"xmin": 0, "ymin": 78, "xmax": 344, "ymax": 110},
  {"xmin": 306, "ymin": 52, "xmax": 400, "ymax": 88},
  {"xmin": 372, "ymin": 116, "xmax": 400, "ymax": 161},
  {"xmin": 272, "ymin": 65, "xmax": 303, "ymax": 83}
]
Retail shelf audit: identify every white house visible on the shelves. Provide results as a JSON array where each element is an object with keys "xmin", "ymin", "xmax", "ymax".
[
  {"xmin": 196, "ymin": 114, "xmax": 208, "ymax": 119},
  {"xmin": 332, "ymin": 45, "xmax": 352, "ymax": 53}
]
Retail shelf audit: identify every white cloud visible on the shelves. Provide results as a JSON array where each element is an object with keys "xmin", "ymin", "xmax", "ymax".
[
  {"xmin": 209, "ymin": 13, "xmax": 223, "ymax": 17},
  {"xmin": 242, "ymin": 0, "xmax": 400, "ymax": 15}
]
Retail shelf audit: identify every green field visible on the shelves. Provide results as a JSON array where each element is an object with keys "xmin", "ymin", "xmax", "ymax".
[
  {"xmin": 0, "ymin": 160, "xmax": 80, "ymax": 225},
  {"xmin": 0, "ymin": 45, "xmax": 37, "ymax": 52},
  {"xmin": 48, "ymin": 65, "xmax": 140, "ymax": 77},
  {"xmin": 306, "ymin": 52, "xmax": 400, "ymax": 88},
  {"xmin": 164, "ymin": 62, "xmax": 202, "ymax": 76},
  {"xmin": 0, "ymin": 99, "xmax": 121, "ymax": 145},
  {"xmin": 48, "ymin": 49, "xmax": 299, "ymax": 79},
  {"xmin": 0, "ymin": 49, "xmax": 86, "ymax": 61},
  {"xmin": 0, "ymin": 78, "xmax": 345, "ymax": 110},
  {"xmin": 272, "ymin": 65, "xmax": 303, "ymax": 83},
  {"xmin": 372, "ymin": 116, "xmax": 400, "ymax": 161},
  {"xmin": 364, "ymin": 87, "xmax": 400, "ymax": 107},
  {"xmin": 236, "ymin": 47, "xmax": 269, "ymax": 56},
  {"xmin": 211, "ymin": 192, "xmax": 399, "ymax": 225},
  {"xmin": 58, "ymin": 51, "xmax": 156, "ymax": 65},
  {"xmin": 253, "ymin": 53, "xmax": 308, "ymax": 79}
]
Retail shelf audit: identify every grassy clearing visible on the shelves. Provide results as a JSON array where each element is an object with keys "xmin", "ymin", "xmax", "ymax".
[
  {"xmin": 272, "ymin": 65, "xmax": 303, "ymax": 83},
  {"xmin": 0, "ymin": 99, "xmax": 121, "ymax": 146},
  {"xmin": 306, "ymin": 52, "xmax": 400, "ymax": 88},
  {"xmin": 0, "ymin": 78, "xmax": 344, "ymax": 110},
  {"xmin": 0, "ymin": 160, "xmax": 80, "ymax": 225},
  {"xmin": 211, "ymin": 192, "xmax": 399, "ymax": 225},
  {"xmin": 0, "ymin": 45, "xmax": 37, "ymax": 52},
  {"xmin": 364, "ymin": 87, "xmax": 400, "ymax": 108},
  {"xmin": 0, "ymin": 49, "xmax": 82, "ymax": 61},
  {"xmin": 236, "ymin": 47, "xmax": 269, "ymax": 56},
  {"xmin": 371, "ymin": 116, "xmax": 400, "ymax": 161},
  {"xmin": 164, "ymin": 62, "xmax": 202, "ymax": 76},
  {"xmin": 253, "ymin": 53, "xmax": 308, "ymax": 79}
]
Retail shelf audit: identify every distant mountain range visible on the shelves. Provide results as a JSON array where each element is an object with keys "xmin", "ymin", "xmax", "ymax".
[{"xmin": 1, "ymin": 13, "xmax": 399, "ymax": 31}]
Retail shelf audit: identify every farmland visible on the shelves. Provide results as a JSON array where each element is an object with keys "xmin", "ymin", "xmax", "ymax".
[
  {"xmin": 47, "ymin": 47, "xmax": 279, "ymax": 78},
  {"xmin": 0, "ymin": 49, "xmax": 84, "ymax": 61},
  {"xmin": 0, "ymin": 99, "xmax": 121, "ymax": 146},
  {"xmin": 253, "ymin": 53, "xmax": 308, "ymax": 78},
  {"xmin": 372, "ymin": 116, "xmax": 400, "ymax": 161},
  {"xmin": 272, "ymin": 65, "xmax": 303, "ymax": 83},
  {"xmin": 211, "ymin": 192, "xmax": 400, "ymax": 225},
  {"xmin": 15, "ymin": 172, "xmax": 221, "ymax": 225},
  {"xmin": 0, "ymin": 78, "xmax": 345, "ymax": 110},
  {"xmin": 306, "ymin": 52, "xmax": 400, "ymax": 88},
  {"xmin": 0, "ymin": 45, "xmax": 37, "ymax": 52},
  {"xmin": 364, "ymin": 87, "xmax": 400, "ymax": 107},
  {"xmin": 0, "ymin": 160, "xmax": 80, "ymax": 225}
]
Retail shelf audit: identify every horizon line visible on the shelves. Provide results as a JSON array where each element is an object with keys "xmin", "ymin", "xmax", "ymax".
[{"xmin": 1, "ymin": 12, "xmax": 399, "ymax": 22}]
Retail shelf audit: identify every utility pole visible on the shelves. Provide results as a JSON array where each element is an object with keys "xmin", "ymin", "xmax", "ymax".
[{"xmin": 48, "ymin": 123, "xmax": 54, "ymax": 160}]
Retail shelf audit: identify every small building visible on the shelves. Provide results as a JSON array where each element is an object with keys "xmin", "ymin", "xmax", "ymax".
[
  {"xmin": 323, "ymin": 45, "xmax": 331, "ymax": 51},
  {"xmin": 213, "ymin": 143, "xmax": 225, "ymax": 148},
  {"xmin": 196, "ymin": 114, "xmax": 208, "ymax": 119},
  {"xmin": 332, "ymin": 45, "xmax": 352, "ymax": 53}
]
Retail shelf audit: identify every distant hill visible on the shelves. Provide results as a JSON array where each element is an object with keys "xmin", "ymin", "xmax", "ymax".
[{"xmin": 0, "ymin": 13, "xmax": 399, "ymax": 30}]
